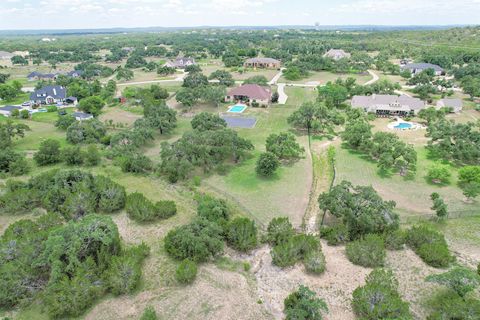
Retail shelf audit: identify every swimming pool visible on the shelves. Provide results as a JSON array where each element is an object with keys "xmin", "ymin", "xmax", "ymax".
[
  {"xmin": 228, "ymin": 104, "xmax": 247, "ymax": 113},
  {"xmin": 394, "ymin": 122, "xmax": 413, "ymax": 129}
]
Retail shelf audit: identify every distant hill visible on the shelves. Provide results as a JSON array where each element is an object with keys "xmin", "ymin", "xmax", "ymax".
[{"xmin": 0, "ymin": 25, "xmax": 473, "ymax": 36}]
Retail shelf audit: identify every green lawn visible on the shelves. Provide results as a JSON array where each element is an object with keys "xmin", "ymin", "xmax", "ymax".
[
  {"xmin": 0, "ymin": 92, "xmax": 30, "ymax": 106},
  {"xmin": 202, "ymin": 87, "xmax": 317, "ymax": 227},
  {"xmin": 279, "ymin": 71, "xmax": 372, "ymax": 85},
  {"xmin": 334, "ymin": 143, "xmax": 478, "ymax": 221}
]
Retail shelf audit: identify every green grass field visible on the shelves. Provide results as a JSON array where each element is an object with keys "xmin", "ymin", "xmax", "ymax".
[{"xmin": 279, "ymin": 71, "xmax": 372, "ymax": 85}]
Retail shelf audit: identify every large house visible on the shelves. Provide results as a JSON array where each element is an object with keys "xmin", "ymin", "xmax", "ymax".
[
  {"xmin": 27, "ymin": 70, "xmax": 83, "ymax": 81},
  {"xmin": 226, "ymin": 84, "xmax": 272, "ymax": 105},
  {"xmin": 0, "ymin": 51, "xmax": 14, "ymax": 60},
  {"xmin": 164, "ymin": 57, "xmax": 196, "ymax": 69},
  {"xmin": 30, "ymin": 85, "xmax": 67, "ymax": 105},
  {"xmin": 0, "ymin": 105, "xmax": 22, "ymax": 117},
  {"xmin": 323, "ymin": 49, "xmax": 351, "ymax": 60},
  {"xmin": 436, "ymin": 98, "xmax": 463, "ymax": 113},
  {"xmin": 351, "ymin": 94, "xmax": 426, "ymax": 117},
  {"xmin": 244, "ymin": 57, "xmax": 281, "ymax": 69},
  {"xmin": 401, "ymin": 63, "xmax": 445, "ymax": 76},
  {"xmin": 27, "ymin": 72, "xmax": 57, "ymax": 81}
]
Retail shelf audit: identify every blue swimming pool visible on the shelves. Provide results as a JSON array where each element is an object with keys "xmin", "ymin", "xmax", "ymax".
[
  {"xmin": 394, "ymin": 122, "xmax": 412, "ymax": 129},
  {"xmin": 228, "ymin": 104, "xmax": 247, "ymax": 113}
]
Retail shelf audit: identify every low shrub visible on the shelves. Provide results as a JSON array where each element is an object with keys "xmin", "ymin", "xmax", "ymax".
[
  {"xmin": 125, "ymin": 195, "xmax": 176, "ymax": 222},
  {"xmin": 197, "ymin": 195, "xmax": 230, "ymax": 224},
  {"xmin": 352, "ymin": 269, "xmax": 412, "ymax": 319},
  {"xmin": 384, "ymin": 229, "xmax": 407, "ymax": 250},
  {"xmin": 175, "ymin": 259, "xmax": 198, "ymax": 284},
  {"xmin": 164, "ymin": 218, "xmax": 224, "ymax": 262},
  {"xmin": 304, "ymin": 250, "xmax": 326, "ymax": 275},
  {"xmin": 406, "ymin": 225, "xmax": 454, "ymax": 268},
  {"xmin": 140, "ymin": 306, "xmax": 158, "ymax": 320},
  {"xmin": 319, "ymin": 224, "xmax": 349, "ymax": 246},
  {"xmin": 118, "ymin": 152, "xmax": 153, "ymax": 174},
  {"xmin": 266, "ymin": 217, "xmax": 295, "ymax": 246},
  {"xmin": 95, "ymin": 176, "xmax": 126, "ymax": 213},
  {"xmin": 61, "ymin": 145, "xmax": 84, "ymax": 165},
  {"xmin": 284, "ymin": 285, "xmax": 328, "ymax": 320},
  {"xmin": 346, "ymin": 234, "xmax": 385, "ymax": 268},
  {"xmin": 156, "ymin": 200, "xmax": 177, "ymax": 219},
  {"xmin": 106, "ymin": 243, "xmax": 150, "ymax": 295},
  {"xmin": 126, "ymin": 193, "xmax": 157, "ymax": 222},
  {"xmin": 226, "ymin": 217, "xmax": 258, "ymax": 252},
  {"xmin": 271, "ymin": 234, "xmax": 319, "ymax": 268}
]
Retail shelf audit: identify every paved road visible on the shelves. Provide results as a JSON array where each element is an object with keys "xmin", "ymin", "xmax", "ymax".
[{"xmin": 276, "ymin": 83, "xmax": 288, "ymax": 104}]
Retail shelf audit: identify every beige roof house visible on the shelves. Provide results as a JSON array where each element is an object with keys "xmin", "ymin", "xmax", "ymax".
[
  {"xmin": 244, "ymin": 57, "xmax": 281, "ymax": 69},
  {"xmin": 226, "ymin": 84, "xmax": 272, "ymax": 104},
  {"xmin": 0, "ymin": 51, "xmax": 14, "ymax": 60},
  {"xmin": 323, "ymin": 49, "xmax": 351, "ymax": 60},
  {"xmin": 351, "ymin": 94, "xmax": 426, "ymax": 117}
]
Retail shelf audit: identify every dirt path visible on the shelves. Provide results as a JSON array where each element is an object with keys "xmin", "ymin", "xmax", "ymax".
[
  {"xmin": 303, "ymin": 139, "xmax": 335, "ymax": 234},
  {"xmin": 364, "ymin": 69, "xmax": 379, "ymax": 86}
]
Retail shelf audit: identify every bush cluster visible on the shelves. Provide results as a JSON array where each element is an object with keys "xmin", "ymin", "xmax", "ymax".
[
  {"xmin": 126, "ymin": 192, "xmax": 177, "ymax": 222},
  {"xmin": 0, "ymin": 148, "xmax": 29, "ymax": 176},
  {"xmin": 267, "ymin": 217, "xmax": 325, "ymax": 273},
  {"xmin": 0, "ymin": 213, "xmax": 149, "ymax": 318},
  {"xmin": 346, "ymin": 234, "xmax": 386, "ymax": 268},
  {"xmin": 0, "ymin": 170, "xmax": 126, "ymax": 218},
  {"xmin": 175, "ymin": 259, "xmax": 198, "ymax": 284},
  {"xmin": 352, "ymin": 269, "xmax": 412, "ymax": 319},
  {"xmin": 284, "ymin": 285, "xmax": 328, "ymax": 320},
  {"xmin": 406, "ymin": 225, "xmax": 454, "ymax": 268}
]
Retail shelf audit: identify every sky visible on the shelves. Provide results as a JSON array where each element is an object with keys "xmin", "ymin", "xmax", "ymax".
[{"xmin": 0, "ymin": 0, "xmax": 479, "ymax": 30}]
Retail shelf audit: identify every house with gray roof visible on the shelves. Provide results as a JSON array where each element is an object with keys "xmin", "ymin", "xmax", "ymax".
[
  {"xmin": 323, "ymin": 49, "xmax": 351, "ymax": 60},
  {"xmin": 351, "ymin": 94, "xmax": 426, "ymax": 117},
  {"xmin": 73, "ymin": 112, "xmax": 94, "ymax": 121},
  {"xmin": 30, "ymin": 85, "xmax": 67, "ymax": 105},
  {"xmin": 0, "ymin": 51, "xmax": 14, "ymax": 60},
  {"xmin": 401, "ymin": 63, "xmax": 445, "ymax": 76},
  {"xmin": 436, "ymin": 98, "xmax": 463, "ymax": 113},
  {"xmin": 27, "ymin": 72, "xmax": 57, "ymax": 81},
  {"xmin": 164, "ymin": 57, "xmax": 196, "ymax": 69},
  {"xmin": 244, "ymin": 57, "xmax": 281, "ymax": 69},
  {"xmin": 0, "ymin": 105, "xmax": 23, "ymax": 117}
]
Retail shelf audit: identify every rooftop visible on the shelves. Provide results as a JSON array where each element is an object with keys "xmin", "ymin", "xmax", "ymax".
[
  {"xmin": 227, "ymin": 84, "xmax": 271, "ymax": 100},
  {"xmin": 352, "ymin": 94, "xmax": 425, "ymax": 110}
]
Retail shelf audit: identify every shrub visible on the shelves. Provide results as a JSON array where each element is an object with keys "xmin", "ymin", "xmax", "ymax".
[
  {"xmin": 140, "ymin": 306, "xmax": 158, "ymax": 320},
  {"xmin": 406, "ymin": 225, "xmax": 454, "ymax": 268},
  {"xmin": 352, "ymin": 269, "xmax": 412, "ymax": 319},
  {"xmin": 426, "ymin": 288, "xmax": 480, "ymax": 319},
  {"xmin": 84, "ymin": 144, "xmax": 101, "ymax": 166},
  {"xmin": 95, "ymin": 176, "xmax": 126, "ymax": 213},
  {"xmin": 267, "ymin": 217, "xmax": 295, "ymax": 246},
  {"xmin": 284, "ymin": 285, "xmax": 328, "ymax": 320},
  {"xmin": 271, "ymin": 234, "xmax": 319, "ymax": 268},
  {"xmin": 61, "ymin": 145, "xmax": 84, "ymax": 165},
  {"xmin": 118, "ymin": 152, "xmax": 153, "ymax": 173},
  {"xmin": 47, "ymin": 105, "xmax": 57, "ymax": 112},
  {"xmin": 20, "ymin": 109, "xmax": 29, "ymax": 119},
  {"xmin": 0, "ymin": 186, "xmax": 38, "ymax": 214},
  {"xmin": 226, "ymin": 217, "xmax": 258, "ymax": 252},
  {"xmin": 256, "ymin": 152, "xmax": 280, "ymax": 177},
  {"xmin": 175, "ymin": 259, "xmax": 198, "ymax": 284},
  {"xmin": 319, "ymin": 224, "xmax": 349, "ymax": 246},
  {"xmin": 55, "ymin": 114, "xmax": 76, "ymax": 130},
  {"xmin": 426, "ymin": 164, "xmax": 451, "ymax": 185},
  {"xmin": 384, "ymin": 229, "xmax": 407, "ymax": 250},
  {"xmin": 156, "ymin": 200, "xmax": 177, "ymax": 219},
  {"xmin": 304, "ymin": 251, "xmax": 326, "ymax": 275},
  {"xmin": 33, "ymin": 139, "xmax": 61, "ymax": 166},
  {"xmin": 66, "ymin": 119, "xmax": 106, "ymax": 144},
  {"xmin": 426, "ymin": 267, "xmax": 480, "ymax": 298},
  {"xmin": 197, "ymin": 195, "xmax": 230, "ymax": 224},
  {"xmin": 126, "ymin": 192, "xmax": 158, "ymax": 222},
  {"xmin": 106, "ymin": 243, "xmax": 150, "ymax": 295},
  {"xmin": 0, "ymin": 148, "xmax": 29, "ymax": 176},
  {"xmin": 164, "ymin": 218, "xmax": 224, "ymax": 262},
  {"xmin": 346, "ymin": 234, "xmax": 386, "ymax": 268}
]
